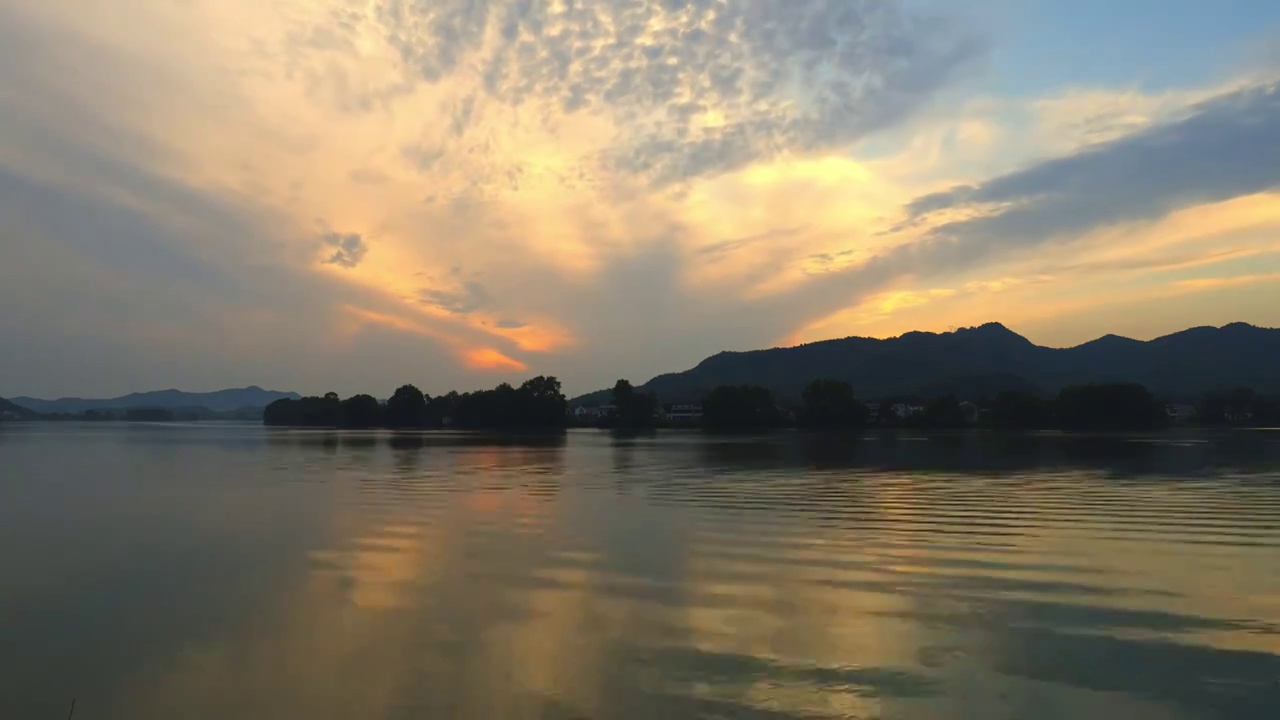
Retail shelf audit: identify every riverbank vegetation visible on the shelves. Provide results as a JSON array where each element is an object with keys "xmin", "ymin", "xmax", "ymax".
[{"xmin": 5, "ymin": 380, "xmax": 1278, "ymax": 432}]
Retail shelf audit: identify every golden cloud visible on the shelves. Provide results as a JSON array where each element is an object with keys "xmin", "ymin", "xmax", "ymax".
[
  {"xmin": 5, "ymin": 0, "xmax": 1278, "ymax": 396},
  {"xmin": 463, "ymin": 347, "xmax": 528, "ymax": 372}
]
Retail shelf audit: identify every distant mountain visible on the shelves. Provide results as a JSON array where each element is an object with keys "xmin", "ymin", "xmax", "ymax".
[
  {"xmin": 0, "ymin": 397, "xmax": 38, "ymax": 419},
  {"xmin": 571, "ymin": 322, "xmax": 1280, "ymax": 405},
  {"xmin": 9, "ymin": 386, "xmax": 301, "ymax": 415}
]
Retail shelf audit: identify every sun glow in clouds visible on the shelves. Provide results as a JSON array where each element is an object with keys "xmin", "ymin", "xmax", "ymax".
[{"xmin": 1, "ymin": 0, "xmax": 1278, "ymax": 397}]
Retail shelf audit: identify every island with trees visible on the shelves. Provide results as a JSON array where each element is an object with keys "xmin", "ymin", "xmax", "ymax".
[
  {"xmin": 263, "ymin": 376, "xmax": 569, "ymax": 430},
  {"xmin": 249, "ymin": 375, "xmax": 1278, "ymax": 434}
]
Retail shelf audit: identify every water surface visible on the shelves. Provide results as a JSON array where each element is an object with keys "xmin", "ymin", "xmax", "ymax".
[{"xmin": 2, "ymin": 424, "xmax": 1279, "ymax": 719}]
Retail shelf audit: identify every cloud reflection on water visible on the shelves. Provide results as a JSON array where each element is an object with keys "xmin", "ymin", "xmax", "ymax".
[{"xmin": 2, "ymin": 427, "xmax": 1279, "ymax": 719}]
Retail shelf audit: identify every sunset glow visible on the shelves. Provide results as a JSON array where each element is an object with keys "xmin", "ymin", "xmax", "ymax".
[{"xmin": 2, "ymin": 0, "xmax": 1277, "ymax": 398}]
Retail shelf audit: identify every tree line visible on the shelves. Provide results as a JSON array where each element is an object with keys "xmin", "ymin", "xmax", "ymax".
[
  {"xmin": 20, "ymin": 408, "xmax": 215, "ymax": 422},
  {"xmin": 1195, "ymin": 388, "xmax": 1280, "ymax": 426},
  {"xmin": 599, "ymin": 379, "xmax": 1278, "ymax": 431},
  {"xmin": 8, "ymin": 379, "xmax": 1276, "ymax": 432},
  {"xmin": 263, "ymin": 376, "xmax": 568, "ymax": 430},
  {"xmin": 981, "ymin": 385, "xmax": 1279, "ymax": 429}
]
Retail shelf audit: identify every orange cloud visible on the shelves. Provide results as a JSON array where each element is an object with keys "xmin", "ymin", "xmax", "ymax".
[
  {"xmin": 1171, "ymin": 271, "xmax": 1280, "ymax": 291},
  {"xmin": 344, "ymin": 305, "xmax": 454, "ymax": 342},
  {"xmin": 483, "ymin": 320, "xmax": 575, "ymax": 353},
  {"xmin": 347, "ymin": 306, "xmax": 534, "ymax": 374},
  {"xmin": 463, "ymin": 347, "xmax": 528, "ymax": 372}
]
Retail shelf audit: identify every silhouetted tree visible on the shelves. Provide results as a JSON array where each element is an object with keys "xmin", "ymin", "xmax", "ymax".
[
  {"xmin": 1056, "ymin": 383, "xmax": 1165, "ymax": 430},
  {"xmin": 449, "ymin": 377, "xmax": 568, "ymax": 430},
  {"xmin": 612, "ymin": 379, "xmax": 634, "ymax": 407},
  {"xmin": 1260, "ymin": 396, "xmax": 1280, "ymax": 426},
  {"xmin": 610, "ymin": 379, "xmax": 658, "ymax": 428},
  {"xmin": 454, "ymin": 383, "xmax": 513, "ymax": 428},
  {"xmin": 799, "ymin": 379, "xmax": 865, "ymax": 428},
  {"xmin": 385, "ymin": 384, "xmax": 428, "ymax": 428},
  {"xmin": 988, "ymin": 390, "xmax": 1051, "ymax": 429},
  {"xmin": 1197, "ymin": 392, "xmax": 1228, "ymax": 425},
  {"xmin": 876, "ymin": 400, "xmax": 899, "ymax": 427},
  {"xmin": 702, "ymin": 385, "xmax": 783, "ymax": 430},
  {"xmin": 520, "ymin": 376, "xmax": 569, "ymax": 427},
  {"xmin": 451, "ymin": 390, "xmax": 486, "ymax": 428},
  {"xmin": 264, "ymin": 395, "xmax": 341, "ymax": 426},
  {"xmin": 426, "ymin": 391, "xmax": 459, "ymax": 426},
  {"xmin": 1198, "ymin": 388, "xmax": 1279, "ymax": 426},
  {"xmin": 1230, "ymin": 387, "xmax": 1257, "ymax": 417},
  {"xmin": 340, "ymin": 394, "xmax": 382, "ymax": 428},
  {"xmin": 263, "ymin": 398, "xmax": 292, "ymax": 426},
  {"xmin": 917, "ymin": 394, "xmax": 966, "ymax": 428}
]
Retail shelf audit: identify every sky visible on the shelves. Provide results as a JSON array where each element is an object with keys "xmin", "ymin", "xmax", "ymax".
[{"xmin": 1, "ymin": 0, "xmax": 1279, "ymax": 400}]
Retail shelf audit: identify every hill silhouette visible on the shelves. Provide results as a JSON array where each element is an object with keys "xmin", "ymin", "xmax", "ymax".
[
  {"xmin": 9, "ymin": 386, "xmax": 301, "ymax": 415},
  {"xmin": 0, "ymin": 397, "xmax": 38, "ymax": 419},
  {"xmin": 571, "ymin": 322, "xmax": 1280, "ymax": 404}
]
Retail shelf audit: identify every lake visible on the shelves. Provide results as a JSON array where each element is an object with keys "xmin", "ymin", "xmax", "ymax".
[{"xmin": 2, "ymin": 424, "xmax": 1279, "ymax": 719}]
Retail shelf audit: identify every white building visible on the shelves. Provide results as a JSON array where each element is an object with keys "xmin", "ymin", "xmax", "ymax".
[
  {"xmin": 892, "ymin": 403, "xmax": 924, "ymax": 419},
  {"xmin": 666, "ymin": 404, "xmax": 703, "ymax": 422},
  {"xmin": 1165, "ymin": 404, "xmax": 1197, "ymax": 423},
  {"xmin": 571, "ymin": 405, "xmax": 617, "ymax": 420}
]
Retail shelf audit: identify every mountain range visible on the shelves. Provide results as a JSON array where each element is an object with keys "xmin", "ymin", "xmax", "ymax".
[
  {"xmin": 571, "ymin": 322, "xmax": 1280, "ymax": 405},
  {"xmin": 6, "ymin": 386, "xmax": 301, "ymax": 415},
  {"xmin": 5, "ymin": 322, "xmax": 1278, "ymax": 414}
]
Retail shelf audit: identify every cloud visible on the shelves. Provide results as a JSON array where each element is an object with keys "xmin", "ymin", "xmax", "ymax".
[
  {"xmin": 1171, "ymin": 271, "xmax": 1280, "ymax": 291},
  {"xmin": 697, "ymin": 227, "xmax": 803, "ymax": 257},
  {"xmin": 5, "ymin": 0, "xmax": 1279, "ymax": 401},
  {"xmin": 349, "ymin": 168, "xmax": 390, "ymax": 185},
  {"xmin": 320, "ymin": 232, "xmax": 369, "ymax": 268},
  {"xmin": 402, "ymin": 144, "xmax": 445, "ymax": 171},
  {"xmin": 805, "ymin": 248, "xmax": 859, "ymax": 269},
  {"xmin": 463, "ymin": 347, "xmax": 527, "ymax": 371},
  {"xmin": 0, "ymin": 153, "xmax": 487, "ymax": 398},
  {"xmin": 887, "ymin": 81, "xmax": 1280, "ymax": 279},
  {"xmin": 367, "ymin": 0, "xmax": 984, "ymax": 186},
  {"xmin": 418, "ymin": 280, "xmax": 490, "ymax": 314},
  {"xmin": 1051, "ymin": 246, "xmax": 1268, "ymax": 277},
  {"xmin": 739, "ymin": 82, "xmax": 1280, "ymax": 348}
]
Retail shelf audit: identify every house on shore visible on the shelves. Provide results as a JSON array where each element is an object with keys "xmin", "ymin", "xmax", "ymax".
[
  {"xmin": 1165, "ymin": 404, "xmax": 1198, "ymax": 424},
  {"xmin": 665, "ymin": 404, "xmax": 703, "ymax": 423},
  {"xmin": 892, "ymin": 403, "xmax": 925, "ymax": 420},
  {"xmin": 863, "ymin": 402, "xmax": 881, "ymax": 423},
  {"xmin": 571, "ymin": 405, "xmax": 618, "ymax": 422}
]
